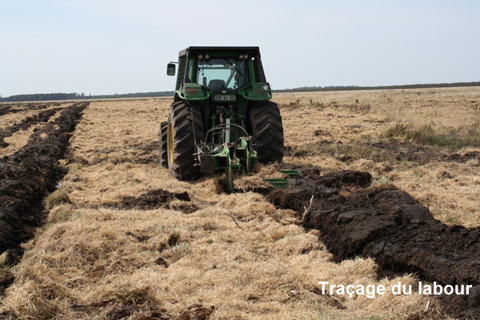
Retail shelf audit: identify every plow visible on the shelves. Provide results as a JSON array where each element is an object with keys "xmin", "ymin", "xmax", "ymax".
[
  {"xmin": 195, "ymin": 119, "xmax": 257, "ymax": 192},
  {"xmin": 194, "ymin": 120, "xmax": 300, "ymax": 192}
]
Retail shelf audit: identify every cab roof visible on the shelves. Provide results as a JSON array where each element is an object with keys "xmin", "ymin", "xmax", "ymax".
[{"xmin": 178, "ymin": 46, "xmax": 261, "ymax": 57}]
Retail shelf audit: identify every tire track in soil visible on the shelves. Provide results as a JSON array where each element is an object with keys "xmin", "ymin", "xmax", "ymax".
[
  {"xmin": 268, "ymin": 169, "xmax": 480, "ymax": 319},
  {"xmin": 0, "ymin": 102, "xmax": 89, "ymax": 258}
]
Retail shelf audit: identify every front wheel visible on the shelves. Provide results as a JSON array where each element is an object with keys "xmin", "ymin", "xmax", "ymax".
[
  {"xmin": 167, "ymin": 101, "xmax": 204, "ymax": 180},
  {"xmin": 248, "ymin": 101, "xmax": 284, "ymax": 164}
]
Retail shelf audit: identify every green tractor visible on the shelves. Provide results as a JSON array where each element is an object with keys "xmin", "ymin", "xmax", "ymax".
[{"xmin": 160, "ymin": 46, "xmax": 284, "ymax": 191}]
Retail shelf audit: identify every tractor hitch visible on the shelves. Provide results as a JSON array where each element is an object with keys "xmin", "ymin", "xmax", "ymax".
[{"xmin": 195, "ymin": 122, "xmax": 257, "ymax": 192}]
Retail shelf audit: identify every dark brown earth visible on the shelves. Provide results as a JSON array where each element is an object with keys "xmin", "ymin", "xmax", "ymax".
[
  {"xmin": 108, "ymin": 189, "xmax": 193, "ymax": 211},
  {"xmin": 268, "ymin": 170, "xmax": 480, "ymax": 319},
  {"xmin": 0, "ymin": 103, "xmax": 60, "ymax": 117},
  {"xmin": 286, "ymin": 140, "xmax": 480, "ymax": 165},
  {"xmin": 66, "ymin": 300, "xmax": 213, "ymax": 320},
  {"xmin": 0, "ymin": 102, "xmax": 89, "ymax": 257},
  {"xmin": 0, "ymin": 107, "xmax": 63, "ymax": 148}
]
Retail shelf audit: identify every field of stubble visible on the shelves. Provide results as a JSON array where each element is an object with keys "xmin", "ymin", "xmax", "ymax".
[{"xmin": 1, "ymin": 87, "xmax": 479, "ymax": 319}]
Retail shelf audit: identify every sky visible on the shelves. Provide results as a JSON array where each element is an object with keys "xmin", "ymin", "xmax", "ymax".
[{"xmin": 1, "ymin": 0, "xmax": 479, "ymax": 97}]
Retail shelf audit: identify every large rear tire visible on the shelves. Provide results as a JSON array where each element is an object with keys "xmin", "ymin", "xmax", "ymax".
[
  {"xmin": 167, "ymin": 101, "xmax": 204, "ymax": 180},
  {"xmin": 159, "ymin": 121, "xmax": 168, "ymax": 168},
  {"xmin": 248, "ymin": 101, "xmax": 284, "ymax": 164}
]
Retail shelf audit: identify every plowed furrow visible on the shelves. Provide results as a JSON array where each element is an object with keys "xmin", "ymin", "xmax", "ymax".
[{"xmin": 0, "ymin": 102, "xmax": 89, "ymax": 254}]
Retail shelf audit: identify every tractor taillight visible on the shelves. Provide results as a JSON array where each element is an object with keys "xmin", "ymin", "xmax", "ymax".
[
  {"xmin": 186, "ymin": 88, "xmax": 198, "ymax": 95},
  {"xmin": 254, "ymin": 87, "xmax": 266, "ymax": 94}
]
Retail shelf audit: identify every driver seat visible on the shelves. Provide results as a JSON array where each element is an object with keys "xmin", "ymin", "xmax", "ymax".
[{"xmin": 208, "ymin": 79, "xmax": 226, "ymax": 91}]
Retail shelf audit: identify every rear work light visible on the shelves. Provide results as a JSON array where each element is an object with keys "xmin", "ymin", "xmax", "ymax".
[{"xmin": 197, "ymin": 54, "xmax": 210, "ymax": 61}]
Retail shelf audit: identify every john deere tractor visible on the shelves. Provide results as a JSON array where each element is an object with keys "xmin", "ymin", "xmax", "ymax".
[{"xmin": 160, "ymin": 46, "xmax": 283, "ymax": 191}]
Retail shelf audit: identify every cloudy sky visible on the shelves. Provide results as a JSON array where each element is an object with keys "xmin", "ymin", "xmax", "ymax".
[{"xmin": 1, "ymin": 0, "xmax": 479, "ymax": 97}]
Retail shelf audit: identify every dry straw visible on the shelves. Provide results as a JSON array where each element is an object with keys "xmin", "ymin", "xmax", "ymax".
[{"xmin": 2, "ymin": 89, "xmax": 476, "ymax": 319}]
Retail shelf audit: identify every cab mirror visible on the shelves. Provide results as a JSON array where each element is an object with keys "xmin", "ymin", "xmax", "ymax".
[{"xmin": 167, "ymin": 63, "xmax": 176, "ymax": 76}]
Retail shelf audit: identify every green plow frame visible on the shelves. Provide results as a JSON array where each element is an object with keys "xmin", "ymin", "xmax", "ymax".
[
  {"xmin": 196, "ymin": 121, "xmax": 257, "ymax": 193},
  {"xmin": 196, "ymin": 122, "xmax": 299, "ymax": 192},
  {"xmin": 264, "ymin": 170, "xmax": 301, "ymax": 190}
]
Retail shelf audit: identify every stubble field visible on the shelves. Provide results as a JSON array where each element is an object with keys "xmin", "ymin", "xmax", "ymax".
[{"xmin": 0, "ymin": 87, "xmax": 479, "ymax": 319}]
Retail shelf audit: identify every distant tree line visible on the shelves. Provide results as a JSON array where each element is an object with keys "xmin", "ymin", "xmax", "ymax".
[
  {"xmin": 0, "ymin": 93, "xmax": 81, "ymax": 102},
  {"xmin": 0, "ymin": 91, "xmax": 174, "ymax": 102},
  {"xmin": 273, "ymin": 81, "xmax": 480, "ymax": 93},
  {"xmin": 1, "ymin": 81, "xmax": 479, "ymax": 102}
]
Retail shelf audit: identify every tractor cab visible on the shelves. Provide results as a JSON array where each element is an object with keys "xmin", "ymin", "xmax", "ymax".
[{"xmin": 167, "ymin": 47, "xmax": 271, "ymax": 101}]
